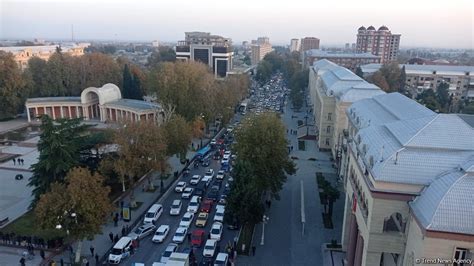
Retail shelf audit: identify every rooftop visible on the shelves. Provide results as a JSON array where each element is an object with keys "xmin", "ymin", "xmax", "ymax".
[
  {"xmin": 361, "ymin": 63, "xmax": 474, "ymax": 75},
  {"xmin": 26, "ymin": 96, "xmax": 81, "ymax": 104},
  {"xmin": 306, "ymin": 49, "xmax": 380, "ymax": 59},
  {"xmin": 104, "ymin": 99, "xmax": 161, "ymax": 112}
]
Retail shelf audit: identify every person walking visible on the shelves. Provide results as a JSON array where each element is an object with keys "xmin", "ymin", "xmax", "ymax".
[
  {"xmin": 90, "ymin": 245, "xmax": 94, "ymax": 256},
  {"xmin": 252, "ymin": 246, "xmax": 256, "ymax": 256},
  {"xmin": 109, "ymin": 232, "xmax": 114, "ymax": 243},
  {"xmin": 113, "ymin": 215, "xmax": 118, "ymax": 227},
  {"xmin": 95, "ymin": 254, "xmax": 99, "ymax": 265},
  {"xmin": 12, "ymin": 158, "xmax": 16, "ymax": 165},
  {"xmin": 114, "ymin": 234, "xmax": 119, "ymax": 243},
  {"xmin": 40, "ymin": 249, "xmax": 45, "ymax": 260},
  {"xmin": 19, "ymin": 257, "xmax": 25, "ymax": 266},
  {"xmin": 121, "ymin": 226, "xmax": 126, "ymax": 237}
]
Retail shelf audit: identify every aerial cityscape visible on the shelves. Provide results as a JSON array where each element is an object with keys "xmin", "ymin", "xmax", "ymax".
[{"xmin": 0, "ymin": 0, "xmax": 473, "ymax": 266}]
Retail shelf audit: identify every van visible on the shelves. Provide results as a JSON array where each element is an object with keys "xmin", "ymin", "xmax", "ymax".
[
  {"xmin": 108, "ymin": 236, "xmax": 132, "ymax": 264},
  {"xmin": 144, "ymin": 204, "xmax": 163, "ymax": 224}
]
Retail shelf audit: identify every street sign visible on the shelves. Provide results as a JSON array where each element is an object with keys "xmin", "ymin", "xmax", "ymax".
[{"xmin": 123, "ymin": 207, "xmax": 131, "ymax": 222}]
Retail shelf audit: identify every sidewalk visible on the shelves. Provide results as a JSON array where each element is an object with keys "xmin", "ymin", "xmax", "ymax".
[{"xmin": 48, "ymin": 137, "xmax": 209, "ymax": 265}]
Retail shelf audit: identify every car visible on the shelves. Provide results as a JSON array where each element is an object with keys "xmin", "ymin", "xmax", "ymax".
[
  {"xmin": 128, "ymin": 223, "xmax": 156, "ymax": 240},
  {"xmin": 214, "ymin": 206, "xmax": 225, "ymax": 222},
  {"xmin": 201, "ymin": 175, "xmax": 212, "ymax": 188},
  {"xmin": 201, "ymin": 158, "xmax": 210, "ymax": 167},
  {"xmin": 206, "ymin": 188, "xmax": 219, "ymax": 202},
  {"xmin": 183, "ymin": 168, "xmax": 190, "ymax": 177},
  {"xmin": 210, "ymin": 139, "xmax": 217, "ymax": 146},
  {"xmin": 204, "ymin": 169, "xmax": 214, "ymax": 178},
  {"xmin": 210, "ymin": 222, "xmax": 223, "ymax": 241},
  {"xmin": 221, "ymin": 157, "xmax": 230, "ymax": 164},
  {"xmin": 179, "ymin": 212, "xmax": 195, "ymax": 229},
  {"xmin": 195, "ymin": 212, "xmax": 209, "ymax": 227},
  {"xmin": 191, "ymin": 229, "xmax": 206, "ymax": 247},
  {"xmin": 143, "ymin": 204, "xmax": 163, "ymax": 224},
  {"xmin": 187, "ymin": 196, "xmax": 201, "ymax": 213},
  {"xmin": 160, "ymin": 243, "xmax": 178, "ymax": 263},
  {"xmin": 175, "ymin": 181, "xmax": 186, "ymax": 192},
  {"xmin": 218, "ymin": 194, "xmax": 227, "ymax": 205},
  {"xmin": 214, "ymin": 253, "xmax": 229, "ymax": 266},
  {"xmin": 200, "ymin": 199, "xmax": 213, "ymax": 213},
  {"xmin": 223, "ymin": 150, "xmax": 231, "ymax": 159},
  {"xmin": 203, "ymin": 239, "xmax": 217, "ymax": 258},
  {"xmin": 152, "ymin": 225, "xmax": 170, "ymax": 243},
  {"xmin": 170, "ymin": 200, "xmax": 182, "ymax": 216},
  {"xmin": 182, "ymin": 187, "xmax": 194, "ymax": 199},
  {"xmin": 228, "ymin": 176, "xmax": 234, "ymax": 183},
  {"xmin": 194, "ymin": 187, "xmax": 205, "ymax": 197},
  {"xmin": 213, "ymin": 180, "xmax": 222, "ymax": 190},
  {"xmin": 172, "ymin": 227, "xmax": 188, "ymax": 243},
  {"xmin": 190, "ymin": 175, "xmax": 202, "ymax": 185},
  {"xmin": 216, "ymin": 170, "xmax": 225, "ymax": 180}
]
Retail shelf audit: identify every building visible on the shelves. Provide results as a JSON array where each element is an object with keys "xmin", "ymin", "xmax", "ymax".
[
  {"xmin": 151, "ymin": 40, "xmax": 160, "ymax": 47},
  {"xmin": 0, "ymin": 44, "xmax": 85, "ymax": 70},
  {"xmin": 300, "ymin": 37, "xmax": 320, "ymax": 52},
  {"xmin": 360, "ymin": 63, "xmax": 474, "ymax": 101},
  {"xmin": 338, "ymin": 92, "xmax": 474, "ymax": 266},
  {"xmin": 290, "ymin": 38, "xmax": 300, "ymax": 52},
  {"xmin": 175, "ymin": 32, "xmax": 233, "ymax": 77},
  {"xmin": 308, "ymin": 59, "xmax": 385, "ymax": 157},
  {"xmin": 356, "ymin": 26, "xmax": 400, "ymax": 63},
  {"xmin": 251, "ymin": 37, "xmax": 272, "ymax": 65},
  {"xmin": 304, "ymin": 49, "xmax": 381, "ymax": 71},
  {"xmin": 25, "ymin": 84, "xmax": 163, "ymax": 123}
]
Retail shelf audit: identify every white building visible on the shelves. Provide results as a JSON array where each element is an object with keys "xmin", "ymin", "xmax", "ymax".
[{"xmin": 290, "ymin": 38, "xmax": 300, "ymax": 52}]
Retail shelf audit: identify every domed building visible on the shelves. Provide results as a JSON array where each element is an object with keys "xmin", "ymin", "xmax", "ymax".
[{"xmin": 25, "ymin": 83, "xmax": 163, "ymax": 123}]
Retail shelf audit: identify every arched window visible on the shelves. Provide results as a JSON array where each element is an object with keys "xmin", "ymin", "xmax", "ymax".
[{"xmin": 383, "ymin": 212, "xmax": 406, "ymax": 233}]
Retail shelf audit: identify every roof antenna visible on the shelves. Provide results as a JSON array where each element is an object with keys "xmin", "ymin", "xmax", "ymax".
[{"xmin": 379, "ymin": 145, "xmax": 384, "ymax": 162}]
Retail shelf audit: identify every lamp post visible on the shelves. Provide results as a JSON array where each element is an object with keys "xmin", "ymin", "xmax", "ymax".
[
  {"xmin": 56, "ymin": 211, "xmax": 77, "ymax": 263},
  {"xmin": 260, "ymin": 215, "xmax": 270, "ymax": 246}
]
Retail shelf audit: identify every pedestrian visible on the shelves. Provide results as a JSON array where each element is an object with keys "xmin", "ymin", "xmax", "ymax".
[
  {"xmin": 21, "ymin": 158, "xmax": 24, "ymax": 165},
  {"xmin": 19, "ymin": 257, "xmax": 25, "ymax": 266},
  {"xmin": 68, "ymin": 245, "xmax": 73, "ymax": 255},
  {"xmin": 40, "ymin": 249, "xmax": 45, "ymax": 260},
  {"xmin": 187, "ymin": 232, "xmax": 191, "ymax": 242},
  {"xmin": 113, "ymin": 216, "xmax": 118, "ymax": 227},
  {"xmin": 114, "ymin": 234, "xmax": 119, "ymax": 243},
  {"xmin": 208, "ymin": 233, "xmax": 211, "ymax": 239},
  {"xmin": 12, "ymin": 158, "xmax": 16, "ymax": 165},
  {"xmin": 268, "ymin": 201, "xmax": 272, "ymax": 208},
  {"xmin": 291, "ymin": 146, "xmax": 293, "ymax": 151},
  {"xmin": 90, "ymin": 245, "xmax": 94, "ymax": 256},
  {"xmin": 109, "ymin": 232, "xmax": 114, "ymax": 243},
  {"xmin": 121, "ymin": 226, "xmax": 126, "ymax": 237},
  {"xmin": 126, "ymin": 224, "xmax": 130, "ymax": 234},
  {"xmin": 252, "ymin": 246, "xmax": 256, "ymax": 256},
  {"xmin": 95, "ymin": 253, "xmax": 99, "ymax": 265},
  {"xmin": 115, "ymin": 212, "xmax": 119, "ymax": 221},
  {"xmin": 60, "ymin": 258, "xmax": 64, "ymax": 266}
]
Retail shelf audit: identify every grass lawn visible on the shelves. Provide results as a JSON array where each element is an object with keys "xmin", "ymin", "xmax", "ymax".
[
  {"xmin": 237, "ymin": 223, "xmax": 255, "ymax": 255},
  {"xmin": 0, "ymin": 211, "xmax": 66, "ymax": 240}
]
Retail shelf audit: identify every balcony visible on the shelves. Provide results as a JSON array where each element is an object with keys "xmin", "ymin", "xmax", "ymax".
[
  {"xmin": 176, "ymin": 46, "xmax": 190, "ymax": 53},
  {"xmin": 212, "ymin": 46, "xmax": 232, "ymax": 54}
]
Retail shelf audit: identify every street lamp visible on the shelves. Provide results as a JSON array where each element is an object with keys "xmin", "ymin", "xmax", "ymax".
[{"xmin": 260, "ymin": 215, "xmax": 270, "ymax": 246}]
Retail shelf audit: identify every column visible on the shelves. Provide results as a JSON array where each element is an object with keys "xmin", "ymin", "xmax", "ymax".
[
  {"xmin": 76, "ymin": 106, "xmax": 80, "ymax": 118},
  {"xmin": 52, "ymin": 106, "xmax": 56, "ymax": 119},
  {"xmin": 68, "ymin": 106, "xmax": 72, "ymax": 118},
  {"xmin": 35, "ymin": 107, "xmax": 38, "ymax": 118},
  {"xmin": 353, "ymin": 234, "xmax": 364, "ymax": 266},
  {"xmin": 346, "ymin": 214, "xmax": 358, "ymax": 266},
  {"xmin": 27, "ymin": 107, "xmax": 31, "ymax": 122},
  {"xmin": 60, "ymin": 105, "xmax": 64, "ymax": 118},
  {"xmin": 43, "ymin": 107, "xmax": 47, "ymax": 117}
]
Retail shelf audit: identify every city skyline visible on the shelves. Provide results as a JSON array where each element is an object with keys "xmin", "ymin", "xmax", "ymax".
[{"xmin": 1, "ymin": 0, "xmax": 473, "ymax": 49}]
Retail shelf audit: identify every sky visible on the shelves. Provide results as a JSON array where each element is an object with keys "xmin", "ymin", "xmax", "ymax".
[{"xmin": 1, "ymin": 0, "xmax": 473, "ymax": 49}]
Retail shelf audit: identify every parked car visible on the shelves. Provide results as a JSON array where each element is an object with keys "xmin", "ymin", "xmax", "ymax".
[
  {"xmin": 190, "ymin": 175, "xmax": 201, "ymax": 185},
  {"xmin": 195, "ymin": 212, "xmax": 209, "ymax": 227},
  {"xmin": 210, "ymin": 222, "xmax": 223, "ymax": 241},
  {"xmin": 191, "ymin": 229, "xmax": 206, "ymax": 247},
  {"xmin": 160, "ymin": 243, "xmax": 178, "ymax": 263},
  {"xmin": 203, "ymin": 239, "xmax": 217, "ymax": 258},
  {"xmin": 182, "ymin": 187, "xmax": 194, "ymax": 199},
  {"xmin": 152, "ymin": 225, "xmax": 170, "ymax": 243},
  {"xmin": 172, "ymin": 227, "xmax": 188, "ymax": 243},
  {"xmin": 175, "ymin": 181, "xmax": 186, "ymax": 192},
  {"xmin": 143, "ymin": 204, "xmax": 163, "ymax": 224},
  {"xmin": 170, "ymin": 200, "xmax": 182, "ymax": 216},
  {"xmin": 128, "ymin": 223, "xmax": 156, "ymax": 240},
  {"xmin": 179, "ymin": 212, "xmax": 195, "ymax": 229}
]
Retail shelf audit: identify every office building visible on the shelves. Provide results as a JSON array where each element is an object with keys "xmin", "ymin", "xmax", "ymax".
[
  {"xmin": 300, "ymin": 37, "xmax": 320, "ymax": 52},
  {"xmin": 290, "ymin": 38, "xmax": 300, "ymax": 52},
  {"xmin": 360, "ymin": 63, "xmax": 474, "ymax": 101},
  {"xmin": 308, "ymin": 59, "xmax": 385, "ymax": 156},
  {"xmin": 251, "ymin": 37, "xmax": 273, "ymax": 65},
  {"xmin": 175, "ymin": 32, "xmax": 233, "ymax": 77},
  {"xmin": 151, "ymin": 40, "xmax": 160, "ymax": 47},
  {"xmin": 356, "ymin": 26, "xmax": 401, "ymax": 63},
  {"xmin": 304, "ymin": 49, "xmax": 381, "ymax": 71},
  {"xmin": 338, "ymin": 92, "xmax": 474, "ymax": 266}
]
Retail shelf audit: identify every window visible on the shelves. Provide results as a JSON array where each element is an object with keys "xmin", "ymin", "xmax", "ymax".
[
  {"xmin": 325, "ymin": 138, "xmax": 330, "ymax": 146},
  {"xmin": 453, "ymin": 247, "xmax": 468, "ymax": 266},
  {"xmin": 327, "ymin": 113, "xmax": 332, "ymax": 121},
  {"xmin": 326, "ymin": 126, "xmax": 331, "ymax": 133}
]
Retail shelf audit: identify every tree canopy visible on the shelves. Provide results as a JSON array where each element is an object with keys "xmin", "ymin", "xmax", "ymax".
[{"xmin": 0, "ymin": 51, "xmax": 29, "ymax": 119}]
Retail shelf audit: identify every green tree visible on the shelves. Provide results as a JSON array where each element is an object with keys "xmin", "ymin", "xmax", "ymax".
[
  {"xmin": 147, "ymin": 46, "xmax": 176, "ymax": 69},
  {"xmin": 35, "ymin": 167, "xmax": 113, "ymax": 262},
  {"xmin": 255, "ymin": 60, "xmax": 272, "ymax": 85},
  {"xmin": 436, "ymin": 82, "xmax": 450, "ymax": 112},
  {"xmin": 122, "ymin": 64, "xmax": 134, "ymax": 98},
  {"xmin": 355, "ymin": 66, "xmax": 364, "ymax": 78},
  {"xmin": 399, "ymin": 65, "xmax": 407, "ymax": 93},
  {"xmin": 417, "ymin": 89, "xmax": 441, "ymax": 112},
  {"xmin": 28, "ymin": 116, "xmax": 95, "ymax": 207},
  {"xmin": 0, "ymin": 51, "xmax": 28, "ymax": 119}
]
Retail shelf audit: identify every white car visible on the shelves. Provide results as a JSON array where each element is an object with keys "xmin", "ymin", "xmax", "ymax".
[
  {"xmin": 201, "ymin": 175, "xmax": 212, "ymax": 188},
  {"xmin": 152, "ymin": 225, "xmax": 170, "ymax": 243},
  {"xmin": 214, "ymin": 205, "xmax": 225, "ymax": 222},
  {"xmin": 160, "ymin": 243, "xmax": 178, "ymax": 263},
  {"xmin": 216, "ymin": 170, "xmax": 225, "ymax": 180},
  {"xmin": 210, "ymin": 139, "xmax": 217, "ymax": 145},
  {"xmin": 175, "ymin": 181, "xmax": 186, "ymax": 192},
  {"xmin": 203, "ymin": 239, "xmax": 217, "ymax": 257},
  {"xmin": 182, "ymin": 187, "xmax": 194, "ymax": 199},
  {"xmin": 172, "ymin": 227, "xmax": 187, "ymax": 243},
  {"xmin": 190, "ymin": 175, "xmax": 201, "ymax": 185},
  {"xmin": 179, "ymin": 212, "xmax": 195, "ymax": 229},
  {"xmin": 210, "ymin": 222, "xmax": 223, "ymax": 241},
  {"xmin": 223, "ymin": 151, "xmax": 231, "ymax": 159},
  {"xmin": 187, "ymin": 196, "xmax": 201, "ymax": 213},
  {"xmin": 204, "ymin": 169, "xmax": 214, "ymax": 178},
  {"xmin": 214, "ymin": 253, "xmax": 229, "ymax": 266},
  {"xmin": 221, "ymin": 157, "xmax": 230, "ymax": 165},
  {"xmin": 170, "ymin": 200, "xmax": 182, "ymax": 216}
]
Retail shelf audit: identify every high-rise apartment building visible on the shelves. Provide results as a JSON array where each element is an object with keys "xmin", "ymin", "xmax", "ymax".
[
  {"xmin": 175, "ymin": 32, "xmax": 233, "ymax": 77},
  {"xmin": 300, "ymin": 37, "xmax": 320, "ymax": 52},
  {"xmin": 251, "ymin": 37, "xmax": 272, "ymax": 65},
  {"xmin": 290, "ymin": 38, "xmax": 300, "ymax": 52},
  {"xmin": 356, "ymin": 26, "xmax": 401, "ymax": 63}
]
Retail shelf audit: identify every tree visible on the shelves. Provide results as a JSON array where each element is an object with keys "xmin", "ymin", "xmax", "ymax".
[
  {"xmin": 28, "ymin": 116, "xmax": 96, "ymax": 207},
  {"xmin": 417, "ymin": 89, "xmax": 441, "ymax": 112},
  {"xmin": 462, "ymin": 102, "xmax": 474, "ymax": 114},
  {"xmin": 398, "ymin": 66, "xmax": 406, "ymax": 93},
  {"xmin": 370, "ymin": 71, "xmax": 390, "ymax": 92},
  {"xmin": 163, "ymin": 114, "xmax": 192, "ymax": 159},
  {"xmin": 147, "ymin": 46, "xmax": 176, "ymax": 69},
  {"xmin": 355, "ymin": 66, "xmax": 364, "ymax": 78},
  {"xmin": 255, "ymin": 60, "xmax": 272, "ymax": 85},
  {"xmin": 35, "ymin": 167, "xmax": 113, "ymax": 262},
  {"xmin": 0, "ymin": 51, "xmax": 28, "ymax": 119},
  {"xmin": 122, "ymin": 64, "xmax": 134, "ymax": 99},
  {"xmin": 436, "ymin": 82, "xmax": 450, "ymax": 112}
]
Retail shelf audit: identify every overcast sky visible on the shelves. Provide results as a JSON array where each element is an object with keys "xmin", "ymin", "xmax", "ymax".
[{"xmin": 1, "ymin": 0, "xmax": 473, "ymax": 48}]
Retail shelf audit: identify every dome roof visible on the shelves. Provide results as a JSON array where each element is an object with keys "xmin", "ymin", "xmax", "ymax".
[
  {"xmin": 378, "ymin": 26, "xmax": 389, "ymax": 31},
  {"xmin": 367, "ymin": 26, "xmax": 376, "ymax": 31},
  {"xmin": 358, "ymin": 26, "xmax": 366, "ymax": 31}
]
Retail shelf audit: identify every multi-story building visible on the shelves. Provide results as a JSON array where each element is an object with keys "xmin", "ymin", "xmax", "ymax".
[
  {"xmin": 0, "ymin": 44, "xmax": 85, "ymax": 70},
  {"xmin": 175, "ymin": 32, "xmax": 233, "ymax": 77},
  {"xmin": 360, "ymin": 63, "xmax": 474, "ymax": 102},
  {"xmin": 356, "ymin": 26, "xmax": 400, "ymax": 63},
  {"xmin": 338, "ymin": 92, "xmax": 474, "ymax": 266},
  {"xmin": 151, "ymin": 40, "xmax": 160, "ymax": 47},
  {"xmin": 308, "ymin": 59, "xmax": 385, "ymax": 158},
  {"xmin": 251, "ymin": 37, "xmax": 272, "ymax": 65},
  {"xmin": 304, "ymin": 49, "xmax": 381, "ymax": 71},
  {"xmin": 290, "ymin": 38, "xmax": 300, "ymax": 52},
  {"xmin": 300, "ymin": 37, "xmax": 320, "ymax": 52}
]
